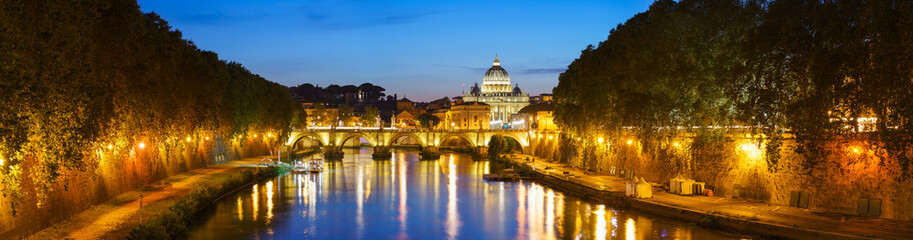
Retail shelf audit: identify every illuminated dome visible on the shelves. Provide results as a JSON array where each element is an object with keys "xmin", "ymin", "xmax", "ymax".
[{"xmin": 481, "ymin": 55, "xmax": 511, "ymax": 93}]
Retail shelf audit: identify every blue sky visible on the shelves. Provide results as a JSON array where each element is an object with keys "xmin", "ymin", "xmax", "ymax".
[{"xmin": 137, "ymin": 0, "xmax": 654, "ymax": 101}]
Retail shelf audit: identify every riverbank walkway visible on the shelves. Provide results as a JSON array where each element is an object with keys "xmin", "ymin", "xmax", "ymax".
[
  {"xmin": 27, "ymin": 156, "xmax": 275, "ymax": 240},
  {"xmin": 504, "ymin": 154, "xmax": 913, "ymax": 240}
]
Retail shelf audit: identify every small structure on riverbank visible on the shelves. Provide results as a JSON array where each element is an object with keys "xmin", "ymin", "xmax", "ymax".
[
  {"xmin": 625, "ymin": 177, "xmax": 653, "ymax": 198},
  {"xmin": 670, "ymin": 174, "xmax": 696, "ymax": 195},
  {"xmin": 484, "ymin": 168, "xmax": 520, "ymax": 181}
]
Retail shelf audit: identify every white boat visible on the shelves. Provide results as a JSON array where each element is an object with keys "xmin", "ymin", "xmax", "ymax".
[
  {"xmin": 291, "ymin": 161, "xmax": 309, "ymax": 173},
  {"xmin": 308, "ymin": 159, "xmax": 323, "ymax": 173}
]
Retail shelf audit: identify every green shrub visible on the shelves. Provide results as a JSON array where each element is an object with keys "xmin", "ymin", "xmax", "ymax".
[{"xmin": 127, "ymin": 167, "xmax": 276, "ymax": 239}]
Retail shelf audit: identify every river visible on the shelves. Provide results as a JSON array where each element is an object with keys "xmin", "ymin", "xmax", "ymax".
[{"xmin": 186, "ymin": 148, "xmax": 743, "ymax": 239}]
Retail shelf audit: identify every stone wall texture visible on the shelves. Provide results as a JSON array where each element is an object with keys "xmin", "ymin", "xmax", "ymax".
[
  {"xmin": 529, "ymin": 133, "xmax": 913, "ymax": 221},
  {"xmin": 0, "ymin": 138, "xmax": 273, "ymax": 239}
]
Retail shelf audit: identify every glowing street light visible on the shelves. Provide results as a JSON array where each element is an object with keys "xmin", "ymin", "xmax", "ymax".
[
  {"xmin": 850, "ymin": 146, "xmax": 862, "ymax": 154},
  {"xmin": 673, "ymin": 142, "xmax": 680, "ymax": 147},
  {"xmin": 108, "ymin": 144, "xmax": 113, "ymax": 150},
  {"xmin": 138, "ymin": 142, "xmax": 146, "ymax": 149},
  {"xmin": 626, "ymin": 139, "xmax": 633, "ymax": 145},
  {"xmin": 186, "ymin": 137, "xmax": 192, "ymax": 142},
  {"xmin": 597, "ymin": 137, "xmax": 604, "ymax": 144}
]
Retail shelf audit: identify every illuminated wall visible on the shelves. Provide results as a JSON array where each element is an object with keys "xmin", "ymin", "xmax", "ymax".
[{"xmin": 529, "ymin": 134, "xmax": 913, "ymax": 221}]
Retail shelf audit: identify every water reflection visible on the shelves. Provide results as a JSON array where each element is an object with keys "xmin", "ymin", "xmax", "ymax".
[
  {"xmin": 187, "ymin": 148, "xmax": 741, "ymax": 240},
  {"xmin": 445, "ymin": 155, "xmax": 460, "ymax": 239}
]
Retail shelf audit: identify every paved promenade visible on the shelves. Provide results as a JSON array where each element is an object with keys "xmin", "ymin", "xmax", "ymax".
[
  {"xmin": 504, "ymin": 154, "xmax": 913, "ymax": 240},
  {"xmin": 27, "ymin": 156, "xmax": 275, "ymax": 240}
]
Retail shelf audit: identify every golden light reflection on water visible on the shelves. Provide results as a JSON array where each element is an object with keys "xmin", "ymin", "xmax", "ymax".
[
  {"xmin": 626, "ymin": 218, "xmax": 637, "ymax": 240},
  {"xmin": 251, "ymin": 183, "xmax": 258, "ymax": 221},
  {"xmin": 356, "ymin": 163, "xmax": 365, "ymax": 238},
  {"xmin": 595, "ymin": 205, "xmax": 607, "ymax": 240},
  {"xmin": 445, "ymin": 155, "xmax": 460, "ymax": 239},
  {"xmin": 237, "ymin": 196, "xmax": 243, "ymax": 221},
  {"xmin": 266, "ymin": 180, "xmax": 274, "ymax": 221},
  {"xmin": 398, "ymin": 155, "xmax": 407, "ymax": 232},
  {"xmin": 188, "ymin": 149, "xmax": 735, "ymax": 240}
]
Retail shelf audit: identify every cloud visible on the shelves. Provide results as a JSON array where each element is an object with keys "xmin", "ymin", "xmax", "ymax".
[
  {"xmin": 175, "ymin": 11, "xmax": 268, "ymax": 24},
  {"xmin": 296, "ymin": 2, "xmax": 444, "ymax": 30},
  {"xmin": 433, "ymin": 63, "xmax": 488, "ymax": 73},
  {"xmin": 435, "ymin": 63, "xmax": 565, "ymax": 75},
  {"xmin": 516, "ymin": 68, "xmax": 565, "ymax": 74},
  {"xmin": 377, "ymin": 12, "xmax": 438, "ymax": 25}
]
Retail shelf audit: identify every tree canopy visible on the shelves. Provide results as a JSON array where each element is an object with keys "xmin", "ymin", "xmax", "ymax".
[
  {"xmin": 0, "ymin": 0, "xmax": 298, "ymax": 208},
  {"xmin": 554, "ymin": 0, "xmax": 913, "ymax": 171}
]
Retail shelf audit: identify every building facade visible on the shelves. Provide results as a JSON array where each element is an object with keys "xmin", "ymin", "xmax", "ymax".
[
  {"xmin": 450, "ymin": 102, "xmax": 490, "ymax": 130},
  {"xmin": 462, "ymin": 56, "xmax": 530, "ymax": 129}
]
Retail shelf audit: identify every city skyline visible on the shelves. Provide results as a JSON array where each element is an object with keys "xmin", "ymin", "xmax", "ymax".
[{"xmin": 136, "ymin": 0, "xmax": 655, "ymax": 101}]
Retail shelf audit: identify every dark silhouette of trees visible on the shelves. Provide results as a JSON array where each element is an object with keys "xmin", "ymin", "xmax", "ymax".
[
  {"xmin": 290, "ymin": 83, "xmax": 388, "ymax": 104},
  {"xmin": 416, "ymin": 114, "xmax": 440, "ymax": 129},
  {"xmin": 0, "ymin": 0, "xmax": 298, "ymax": 209},
  {"xmin": 554, "ymin": 0, "xmax": 913, "ymax": 172}
]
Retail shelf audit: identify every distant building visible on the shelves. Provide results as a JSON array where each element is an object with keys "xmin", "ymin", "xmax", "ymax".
[
  {"xmin": 518, "ymin": 102, "xmax": 557, "ymax": 131},
  {"xmin": 452, "ymin": 96, "xmax": 464, "ymax": 104},
  {"xmin": 397, "ymin": 97, "xmax": 415, "ymax": 114},
  {"xmin": 529, "ymin": 93, "xmax": 554, "ymax": 103},
  {"xmin": 462, "ymin": 56, "xmax": 530, "ymax": 129},
  {"xmin": 394, "ymin": 110, "xmax": 416, "ymax": 128},
  {"xmin": 431, "ymin": 107, "xmax": 451, "ymax": 129},
  {"xmin": 450, "ymin": 101, "xmax": 490, "ymax": 130}
]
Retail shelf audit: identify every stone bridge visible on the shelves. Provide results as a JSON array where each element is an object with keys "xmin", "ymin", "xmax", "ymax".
[{"xmin": 285, "ymin": 127, "xmax": 531, "ymax": 153}]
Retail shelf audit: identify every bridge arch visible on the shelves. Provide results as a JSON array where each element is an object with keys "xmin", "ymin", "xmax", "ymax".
[
  {"xmin": 290, "ymin": 132, "xmax": 326, "ymax": 150},
  {"xmin": 440, "ymin": 133, "xmax": 476, "ymax": 147},
  {"xmin": 387, "ymin": 132, "xmax": 426, "ymax": 147},
  {"xmin": 337, "ymin": 132, "xmax": 377, "ymax": 147}
]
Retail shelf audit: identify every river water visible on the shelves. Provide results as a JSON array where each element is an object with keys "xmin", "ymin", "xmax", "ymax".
[{"xmin": 186, "ymin": 148, "xmax": 743, "ymax": 239}]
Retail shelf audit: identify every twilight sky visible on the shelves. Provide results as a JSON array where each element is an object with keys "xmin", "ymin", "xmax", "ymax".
[{"xmin": 137, "ymin": 0, "xmax": 654, "ymax": 101}]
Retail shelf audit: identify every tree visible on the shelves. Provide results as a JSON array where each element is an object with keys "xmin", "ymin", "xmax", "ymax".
[
  {"xmin": 0, "ymin": 0, "xmax": 299, "ymax": 212},
  {"xmin": 339, "ymin": 105, "xmax": 355, "ymax": 127},
  {"xmin": 310, "ymin": 104, "xmax": 328, "ymax": 127},
  {"xmin": 487, "ymin": 135, "xmax": 507, "ymax": 159},
  {"xmin": 361, "ymin": 106, "xmax": 379, "ymax": 127},
  {"xmin": 416, "ymin": 113, "xmax": 440, "ymax": 129},
  {"xmin": 358, "ymin": 83, "xmax": 386, "ymax": 102}
]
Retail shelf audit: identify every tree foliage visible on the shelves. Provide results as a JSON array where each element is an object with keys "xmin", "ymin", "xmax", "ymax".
[
  {"xmin": 554, "ymin": 0, "xmax": 913, "ymax": 173},
  {"xmin": 416, "ymin": 113, "xmax": 440, "ymax": 129},
  {"xmin": 361, "ymin": 106, "xmax": 379, "ymax": 127},
  {"xmin": 488, "ymin": 135, "xmax": 507, "ymax": 160},
  {"xmin": 0, "ymin": 0, "xmax": 298, "ymax": 209}
]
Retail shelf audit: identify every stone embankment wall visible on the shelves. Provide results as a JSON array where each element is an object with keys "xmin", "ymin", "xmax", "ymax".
[
  {"xmin": 0, "ymin": 138, "xmax": 274, "ymax": 239},
  {"xmin": 528, "ymin": 133, "xmax": 913, "ymax": 221}
]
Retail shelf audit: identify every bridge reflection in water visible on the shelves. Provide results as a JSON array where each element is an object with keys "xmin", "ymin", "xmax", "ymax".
[{"xmin": 186, "ymin": 148, "xmax": 739, "ymax": 239}]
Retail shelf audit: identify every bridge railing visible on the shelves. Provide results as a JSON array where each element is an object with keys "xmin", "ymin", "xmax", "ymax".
[{"xmin": 293, "ymin": 127, "xmax": 530, "ymax": 133}]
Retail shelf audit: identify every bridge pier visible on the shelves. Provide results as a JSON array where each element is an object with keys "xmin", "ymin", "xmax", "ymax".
[
  {"xmin": 471, "ymin": 146, "xmax": 488, "ymax": 160},
  {"xmin": 419, "ymin": 146, "xmax": 441, "ymax": 160},
  {"xmin": 287, "ymin": 129, "xmax": 538, "ymax": 161},
  {"xmin": 372, "ymin": 145, "xmax": 392, "ymax": 160},
  {"xmin": 324, "ymin": 146, "xmax": 344, "ymax": 160}
]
